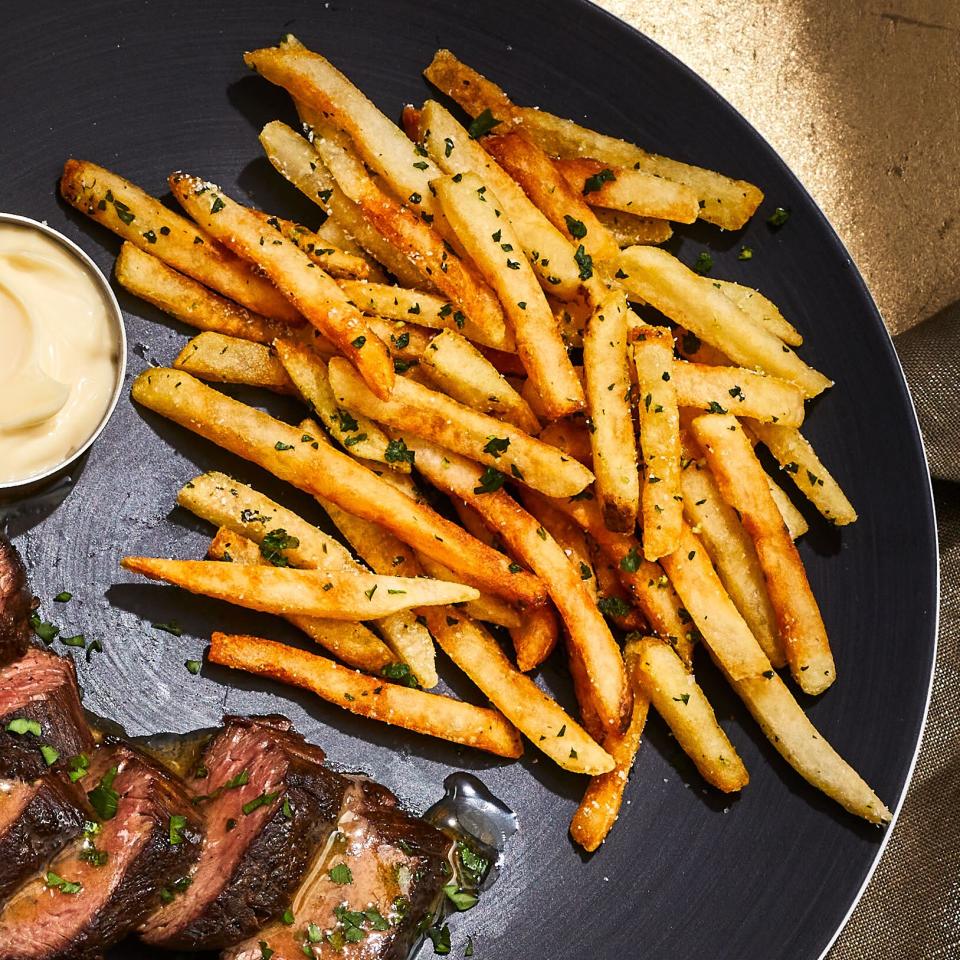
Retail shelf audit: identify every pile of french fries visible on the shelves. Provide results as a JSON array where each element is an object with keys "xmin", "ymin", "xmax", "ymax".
[{"xmin": 64, "ymin": 36, "xmax": 889, "ymax": 853}]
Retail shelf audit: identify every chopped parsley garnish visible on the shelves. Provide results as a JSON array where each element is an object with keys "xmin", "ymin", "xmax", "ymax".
[
  {"xmin": 169, "ymin": 814, "xmax": 188, "ymax": 845},
  {"xmin": 468, "ymin": 109, "xmax": 501, "ymax": 139},
  {"xmin": 274, "ymin": 441, "xmax": 294, "ymax": 451},
  {"xmin": 41, "ymin": 745, "xmax": 60, "ymax": 765},
  {"xmin": 693, "ymin": 251, "xmax": 714, "ymax": 275},
  {"xmin": 210, "ymin": 196, "xmax": 225, "ymax": 214},
  {"xmin": 185, "ymin": 660, "xmax": 201, "ymax": 675},
  {"xmin": 574, "ymin": 244, "xmax": 593, "ymax": 280},
  {"xmin": 767, "ymin": 206, "xmax": 791, "ymax": 228},
  {"xmin": 241, "ymin": 791, "xmax": 279, "ymax": 816},
  {"xmin": 225, "ymin": 770, "xmax": 250, "ymax": 790},
  {"xmin": 673, "ymin": 693, "xmax": 690, "ymax": 705},
  {"xmin": 738, "ymin": 246, "xmax": 754, "ymax": 260},
  {"xmin": 54, "ymin": 591, "xmax": 72, "ymax": 602},
  {"xmin": 483, "ymin": 436, "xmax": 510, "ymax": 458},
  {"xmin": 564, "ymin": 215, "xmax": 587, "ymax": 239},
  {"xmin": 619, "ymin": 547, "xmax": 641, "ymax": 573},
  {"xmin": 30, "ymin": 612, "xmax": 59, "ymax": 644},
  {"xmin": 427, "ymin": 923, "xmax": 452, "ymax": 954},
  {"xmin": 681, "ymin": 331, "xmax": 702, "ymax": 355},
  {"xmin": 260, "ymin": 528, "xmax": 301, "ymax": 566},
  {"xmin": 152, "ymin": 620, "xmax": 182, "ymax": 636},
  {"xmin": 382, "ymin": 662, "xmax": 420, "ymax": 688},
  {"xmin": 384, "ymin": 438, "xmax": 415, "ymax": 466},
  {"xmin": 87, "ymin": 766, "xmax": 120, "ymax": 820},
  {"xmin": 579, "ymin": 561, "xmax": 593, "ymax": 580},
  {"xmin": 351, "ymin": 335, "xmax": 367, "ymax": 350},
  {"xmin": 582, "ymin": 168, "xmax": 616, "ymax": 194},
  {"xmin": 66, "ymin": 753, "xmax": 90, "ymax": 782},
  {"xmin": 336, "ymin": 408, "xmax": 360, "ymax": 433},
  {"xmin": 329, "ymin": 863, "xmax": 353, "ymax": 884},
  {"xmin": 473, "ymin": 466, "xmax": 506, "ymax": 494},
  {"xmin": 456, "ymin": 841, "xmax": 490, "ymax": 888},
  {"xmin": 5, "ymin": 717, "xmax": 41, "ymax": 736},
  {"xmin": 597, "ymin": 595, "xmax": 631, "ymax": 619},
  {"xmin": 443, "ymin": 883, "xmax": 479, "ymax": 911},
  {"xmin": 706, "ymin": 401, "xmax": 727, "ymax": 414},
  {"xmin": 45, "ymin": 871, "xmax": 82, "ymax": 895},
  {"xmin": 508, "ymin": 562, "xmax": 523, "ymax": 574}
]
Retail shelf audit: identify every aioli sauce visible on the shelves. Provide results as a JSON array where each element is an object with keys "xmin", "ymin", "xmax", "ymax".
[{"xmin": 0, "ymin": 222, "xmax": 121, "ymax": 483}]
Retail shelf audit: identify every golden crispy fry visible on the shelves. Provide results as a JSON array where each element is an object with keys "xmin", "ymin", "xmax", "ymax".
[
  {"xmin": 209, "ymin": 632, "xmax": 522, "ymax": 758},
  {"xmin": 680, "ymin": 459, "xmax": 786, "ymax": 667},
  {"xmin": 405, "ymin": 436, "xmax": 630, "ymax": 735},
  {"xmin": 633, "ymin": 325, "xmax": 682, "ymax": 559},
  {"xmin": 713, "ymin": 280, "xmax": 802, "ymax": 346},
  {"xmin": 133, "ymin": 370, "xmax": 545, "ymax": 604},
  {"xmin": 537, "ymin": 419, "xmax": 594, "ymax": 467},
  {"xmin": 659, "ymin": 524, "xmax": 770, "ymax": 680},
  {"xmin": 307, "ymin": 125, "xmax": 511, "ymax": 351},
  {"xmin": 250, "ymin": 211, "xmax": 369, "ymax": 279},
  {"xmin": 114, "ymin": 243, "xmax": 310, "ymax": 347},
  {"xmin": 733, "ymin": 671, "xmax": 890, "ymax": 823},
  {"xmin": 508, "ymin": 603, "xmax": 559, "ymax": 673},
  {"xmin": 589, "ymin": 546, "xmax": 648, "ymax": 633},
  {"xmin": 555, "ymin": 157, "xmax": 700, "ymax": 224},
  {"xmin": 313, "ymin": 215, "xmax": 390, "ymax": 282},
  {"xmin": 273, "ymin": 339, "xmax": 401, "ymax": 468},
  {"xmin": 177, "ymin": 471, "xmax": 355, "ymax": 570},
  {"xmin": 420, "ymin": 99, "xmax": 582, "ymax": 300},
  {"xmin": 173, "ymin": 333, "xmax": 295, "ymax": 394},
  {"xmin": 747, "ymin": 420, "xmax": 858, "ymax": 526},
  {"xmin": 247, "ymin": 38, "xmax": 445, "ymax": 221},
  {"xmin": 421, "ymin": 608, "xmax": 612, "ymax": 774},
  {"xmin": 583, "ymin": 291, "xmax": 638, "ymax": 531},
  {"xmin": 630, "ymin": 636, "xmax": 748, "ymax": 792},
  {"xmin": 207, "ymin": 527, "xmax": 396, "ymax": 673},
  {"xmin": 169, "ymin": 172, "xmax": 395, "ymax": 399},
  {"xmin": 316, "ymin": 497, "xmax": 439, "ymax": 688},
  {"xmin": 520, "ymin": 492, "xmax": 597, "ymax": 602},
  {"xmin": 569, "ymin": 643, "xmax": 649, "ymax": 852},
  {"xmin": 121, "ymin": 556, "xmax": 477, "ymax": 617},
  {"xmin": 483, "ymin": 132, "xmax": 618, "ymax": 262},
  {"xmin": 328, "ymin": 357, "xmax": 592, "ymax": 497},
  {"xmin": 766, "ymin": 476, "xmax": 809, "ymax": 540},
  {"xmin": 672, "ymin": 361, "xmax": 805, "ymax": 427},
  {"xmin": 421, "ymin": 50, "xmax": 762, "ymax": 230},
  {"xmin": 433, "ymin": 171, "xmax": 585, "ymax": 419},
  {"xmin": 595, "ymin": 208, "xmax": 673, "ymax": 247},
  {"xmin": 618, "ymin": 247, "xmax": 832, "ymax": 398},
  {"xmin": 259, "ymin": 121, "xmax": 423, "ymax": 288},
  {"xmin": 60, "ymin": 159, "xmax": 301, "ymax": 323},
  {"xmin": 415, "ymin": 554, "xmax": 521, "ymax": 630},
  {"xmin": 420, "ymin": 329, "xmax": 540, "ymax": 434},
  {"xmin": 674, "ymin": 326, "xmax": 730, "ymax": 366},
  {"xmin": 692, "ymin": 415, "xmax": 835, "ymax": 694}
]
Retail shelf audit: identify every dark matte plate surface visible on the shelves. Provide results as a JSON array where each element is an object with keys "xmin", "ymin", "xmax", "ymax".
[{"xmin": 1, "ymin": 2, "xmax": 936, "ymax": 958}]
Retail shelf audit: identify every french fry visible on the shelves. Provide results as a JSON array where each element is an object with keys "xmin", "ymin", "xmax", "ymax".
[
  {"xmin": 60, "ymin": 159, "xmax": 302, "ymax": 323},
  {"xmin": 672, "ymin": 360, "xmax": 806, "ymax": 427},
  {"xmin": 132, "ymin": 370, "xmax": 546, "ymax": 604},
  {"xmin": 316, "ymin": 498, "xmax": 439, "ymax": 688},
  {"xmin": 419, "ymin": 99, "xmax": 582, "ymax": 300},
  {"xmin": 537, "ymin": 420, "xmax": 594, "ymax": 467},
  {"xmin": 121, "ymin": 556, "xmax": 478, "ymax": 618},
  {"xmin": 209, "ymin": 632, "xmax": 522, "ymax": 759},
  {"xmin": 589, "ymin": 547, "xmax": 648, "ymax": 633},
  {"xmin": 421, "ymin": 608, "xmax": 612, "ymax": 774},
  {"xmin": 766, "ymin": 476, "xmax": 809, "ymax": 540},
  {"xmin": 250, "ymin": 211, "xmax": 369, "ymax": 278},
  {"xmin": 404, "ymin": 436, "xmax": 631, "ymax": 734},
  {"xmin": 680, "ymin": 459, "xmax": 786, "ymax": 667},
  {"xmin": 258, "ymin": 121, "xmax": 424, "ymax": 288},
  {"xmin": 733, "ymin": 671, "xmax": 890, "ymax": 823},
  {"xmin": 177, "ymin": 472, "xmax": 355, "ymax": 570},
  {"xmin": 674, "ymin": 326, "xmax": 730, "ymax": 366},
  {"xmin": 173, "ymin": 333, "xmax": 295, "ymax": 394},
  {"xmin": 508, "ymin": 603, "xmax": 559, "ymax": 673},
  {"xmin": 569, "ymin": 643, "xmax": 649, "ymax": 852},
  {"xmin": 419, "ymin": 329, "xmax": 540, "ymax": 434},
  {"xmin": 633, "ymin": 325, "xmax": 682, "ymax": 559},
  {"xmin": 114, "ymin": 243, "xmax": 309, "ymax": 347},
  {"xmin": 246, "ymin": 38, "xmax": 445, "ymax": 221},
  {"xmin": 327, "ymin": 357, "xmax": 593, "ymax": 498},
  {"xmin": 630, "ymin": 636, "xmax": 748, "ymax": 792},
  {"xmin": 169, "ymin": 172, "xmax": 395, "ymax": 399},
  {"xmin": 305, "ymin": 121, "xmax": 512, "ymax": 352},
  {"xmin": 659, "ymin": 524, "xmax": 770, "ymax": 680},
  {"xmin": 312, "ymin": 215, "xmax": 390, "ymax": 282},
  {"xmin": 713, "ymin": 280, "xmax": 802, "ymax": 347},
  {"xmin": 421, "ymin": 50, "xmax": 763, "ymax": 230},
  {"xmin": 433, "ymin": 171, "xmax": 585, "ymax": 419},
  {"xmin": 595, "ymin": 209, "xmax": 673, "ymax": 247},
  {"xmin": 207, "ymin": 527, "xmax": 396, "ymax": 674},
  {"xmin": 520, "ymin": 492, "xmax": 597, "ymax": 602},
  {"xmin": 483, "ymin": 132, "xmax": 619, "ymax": 262},
  {"xmin": 416, "ymin": 554, "xmax": 521, "ymax": 630},
  {"xmin": 747, "ymin": 420, "xmax": 857, "ymax": 526},
  {"xmin": 692, "ymin": 415, "xmax": 835, "ymax": 694},
  {"xmin": 618, "ymin": 247, "xmax": 832, "ymax": 398},
  {"xmin": 273, "ymin": 338, "xmax": 401, "ymax": 468},
  {"xmin": 555, "ymin": 157, "xmax": 700, "ymax": 224},
  {"xmin": 583, "ymin": 291, "xmax": 638, "ymax": 531},
  {"xmin": 337, "ymin": 280, "xmax": 494, "ymax": 347}
]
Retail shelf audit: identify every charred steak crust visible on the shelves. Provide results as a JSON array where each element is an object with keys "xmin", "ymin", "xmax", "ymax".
[
  {"xmin": 0, "ymin": 649, "xmax": 94, "ymax": 780},
  {"xmin": 0, "ymin": 776, "xmax": 89, "ymax": 904},
  {"xmin": 0, "ymin": 535, "xmax": 31, "ymax": 668},
  {"xmin": 0, "ymin": 742, "xmax": 202, "ymax": 960},
  {"xmin": 140, "ymin": 716, "xmax": 348, "ymax": 951}
]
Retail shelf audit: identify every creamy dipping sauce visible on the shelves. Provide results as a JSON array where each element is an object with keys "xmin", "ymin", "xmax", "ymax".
[{"xmin": 0, "ymin": 222, "xmax": 121, "ymax": 484}]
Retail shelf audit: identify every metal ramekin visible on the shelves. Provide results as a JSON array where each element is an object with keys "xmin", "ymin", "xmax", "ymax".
[{"xmin": 0, "ymin": 213, "xmax": 126, "ymax": 500}]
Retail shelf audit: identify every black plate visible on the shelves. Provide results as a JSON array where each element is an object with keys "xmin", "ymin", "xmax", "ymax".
[{"xmin": 2, "ymin": 2, "xmax": 937, "ymax": 958}]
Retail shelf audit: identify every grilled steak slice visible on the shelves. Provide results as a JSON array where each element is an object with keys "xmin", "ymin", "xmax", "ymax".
[
  {"xmin": 0, "ymin": 741, "xmax": 201, "ymax": 959},
  {"xmin": 224, "ymin": 778, "xmax": 453, "ymax": 960},
  {"xmin": 0, "ymin": 648, "xmax": 93, "ymax": 780},
  {"xmin": 139, "ymin": 715, "xmax": 347, "ymax": 951},
  {"xmin": 0, "ymin": 776, "xmax": 88, "ymax": 903},
  {"xmin": 0, "ymin": 534, "xmax": 31, "ymax": 668}
]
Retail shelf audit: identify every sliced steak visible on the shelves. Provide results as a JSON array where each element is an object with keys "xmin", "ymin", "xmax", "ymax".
[
  {"xmin": 0, "ymin": 776, "xmax": 88, "ymax": 903},
  {"xmin": 225, "ymin": 778, "xmax": 453, "ymax": 960},
  {"xmin": 0, "ymin": 534, "xmax": 31, "ymax": 668},
  {"xmin": 139, "ymin": 715, "xmax": 348, "ymax": 951},
  {"xmin": 0, "ymin": 741, "xmax": 201, "ymax": 959},
  {"xmin": 0, "ymin": 648, "xmax": 93, "ymax": 780}
]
